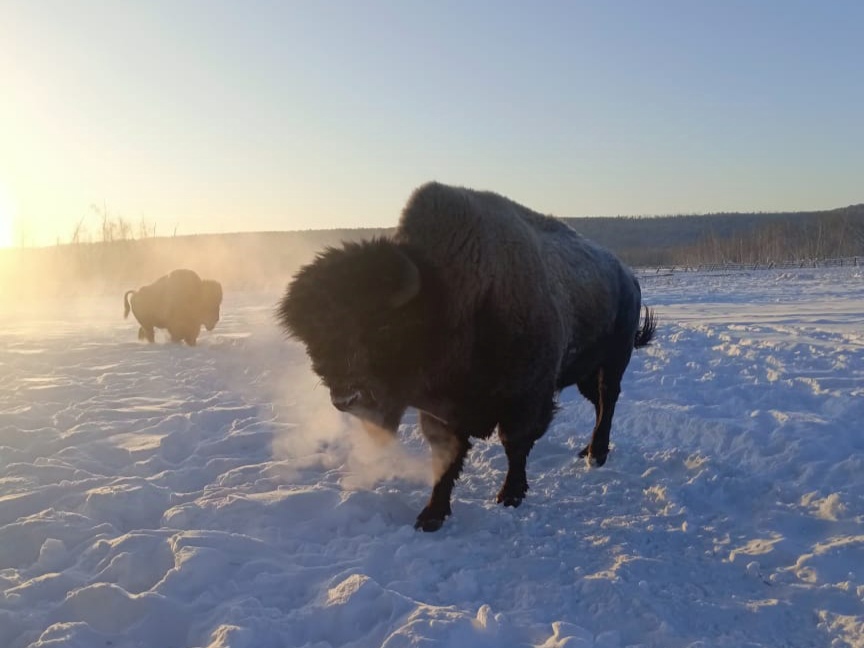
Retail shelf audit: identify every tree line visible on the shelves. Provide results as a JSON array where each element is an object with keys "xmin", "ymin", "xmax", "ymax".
[
  {"xmin": 566, "ymin": 204, "xmax": 864, "ymax": 268},
  {"xmin": 3, "ymin": 202, "xmax": 862, "ymax": 303}
]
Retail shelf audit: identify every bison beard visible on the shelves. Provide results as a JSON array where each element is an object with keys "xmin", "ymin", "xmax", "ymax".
[{"xmin": 277, "ymin": 182, "xmax": 656, "ymax": 532}]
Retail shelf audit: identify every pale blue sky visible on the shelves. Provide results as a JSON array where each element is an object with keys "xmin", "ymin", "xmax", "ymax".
[{"xmin": 1, "ymin": 1, "xmax": 862, "ymax": 246}]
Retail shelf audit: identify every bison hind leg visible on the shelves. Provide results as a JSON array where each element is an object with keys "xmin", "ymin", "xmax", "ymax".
[
  {"xmin": 575, "ymin": 372, "xmax": 601, "ymax": 460},
  {"xmin": 577, "ymin": 364, "xmax": 625, "ymax": 468},
  {"xmin": 138, "ymin": 326, "xmax": 155, "ymax": 343},
  {"xmin": 496, "ymin": 395, "xmax": 557, "ymax": 507}
]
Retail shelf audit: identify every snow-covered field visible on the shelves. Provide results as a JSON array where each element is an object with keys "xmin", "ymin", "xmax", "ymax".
[{"xmin": 2, "ymin": 266, "xmax": 863, "ymax": 648}]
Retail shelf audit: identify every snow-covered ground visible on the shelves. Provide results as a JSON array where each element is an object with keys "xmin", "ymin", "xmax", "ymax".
[{"xmin": 1, "ymin": 266, "xmax": 863, "ymax": 648}]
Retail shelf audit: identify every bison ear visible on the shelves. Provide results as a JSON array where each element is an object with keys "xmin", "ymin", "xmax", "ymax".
[{"xmin": 389, "ymin": 250, "xmax": 421, "ymax": 309}]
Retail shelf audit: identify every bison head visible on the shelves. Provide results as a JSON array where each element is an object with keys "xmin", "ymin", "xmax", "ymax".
[
  {"xmin": 200, "ymin": 280, "xmax": 223, "ymax": 331},
  {"xmin": 277, "ymin": 238, "xmax": 433, "ymax": 431}
]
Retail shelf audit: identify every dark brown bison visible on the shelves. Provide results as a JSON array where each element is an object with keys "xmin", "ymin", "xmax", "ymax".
[
  {"xmin": 278, "ymin": 182, "xmax": 655, "ymax": 531},
  {"xmin": 124, "ymin": 268, "xmax": 223, "ymax": 346}
]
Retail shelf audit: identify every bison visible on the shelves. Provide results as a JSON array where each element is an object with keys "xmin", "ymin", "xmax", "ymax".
[
  {"xmin": 277, "ymin": 182, "xmax": 655, "ymax": 531},
  {"xmin": 124, "ymin": 268, "xmax": 223, "ymax": 346}
]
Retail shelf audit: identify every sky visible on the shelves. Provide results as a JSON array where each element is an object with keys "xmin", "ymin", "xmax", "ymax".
[{"xmin": 1, "ymin": 1, "xmax": 863, "ymax": 248}]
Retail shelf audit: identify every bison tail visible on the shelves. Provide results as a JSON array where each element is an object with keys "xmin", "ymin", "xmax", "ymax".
[
  {"xmin": 634, "ymin": 305, "xmax": 656, "ymax": 348},
  {"xmin": 123, "ymin": 290, "xmax": 135, "ymax": 319}
]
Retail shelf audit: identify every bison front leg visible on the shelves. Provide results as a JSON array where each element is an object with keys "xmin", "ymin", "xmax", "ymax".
[
  {"xmin": 415, "ymin": 412, "xmax": 471, "ymax": 532},
  {"xmin": 169, "ymin": 322, "xmax": 199, "ymax": 346},
  {"xmin": 497, "ymin": 396, "xmax": 556, "ymax": 507},
  {"xmin": 359, "ymin": 404, "xmax": 404, "ymax": 446}
]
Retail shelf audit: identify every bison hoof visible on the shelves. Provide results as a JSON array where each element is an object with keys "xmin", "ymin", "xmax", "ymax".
[
  {"xmin": 415, "ymin": 505, "xmax": 449, "ymax": 532},
  {"xmin": 414, "ymin": 517, "xmax": 445, "ymax": 532},
  {"xmin": 579, "ymin": 444, "xmax": 608, "ymax": 467},
  {"xmin": 586, "ymin": 452, "xmax": 608, "ymax": 467},
  {"xmin": 496, "ymin": 483, "xmax": 527, "ymax": 507},
  {"xmin": 497, "ymin": 494, "xmax": 524, "ymax": 508}
]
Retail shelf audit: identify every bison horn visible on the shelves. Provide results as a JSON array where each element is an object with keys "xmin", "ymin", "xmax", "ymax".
[{"xmin": 389, "ymin": 252, "xmax": 421, "ymax": 309}]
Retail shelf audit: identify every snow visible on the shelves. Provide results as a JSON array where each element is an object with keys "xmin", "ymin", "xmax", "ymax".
[{"xmin": 2, "ymin": 266, "xmax": 863, "ymax": 648}]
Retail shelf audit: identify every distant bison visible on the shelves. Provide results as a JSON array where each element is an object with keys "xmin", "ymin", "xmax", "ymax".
[
  {"xmin": 278, "ymin": 182, "xmax": 655, "ymax": 531},
  {"xmin": 124, "ymin": 269, "xmax": 223, "ymax": 346}
]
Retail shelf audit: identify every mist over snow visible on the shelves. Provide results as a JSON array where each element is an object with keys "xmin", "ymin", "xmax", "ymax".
[{"xmin": 1, "ymin": 265, "xmax": 863, "ymax": 647}]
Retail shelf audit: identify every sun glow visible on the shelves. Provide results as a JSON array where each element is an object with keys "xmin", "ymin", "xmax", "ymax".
[{"xmin": 0, "ymin": 185, "xmax": 16, "ymax": 248}]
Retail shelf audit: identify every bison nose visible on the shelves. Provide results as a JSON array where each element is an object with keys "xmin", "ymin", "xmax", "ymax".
[{"xmin": 331, "ymin": 390, "xmax": 361, "ymax": 412}]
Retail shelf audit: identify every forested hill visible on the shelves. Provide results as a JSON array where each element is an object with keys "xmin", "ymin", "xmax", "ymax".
[
  {"xmin": 561, "ymin": 203, "xmax": 864, "ymax": 266},
  {"xmin": 2, "ymin": 204, "xmax": 863, "ymax": 301}
]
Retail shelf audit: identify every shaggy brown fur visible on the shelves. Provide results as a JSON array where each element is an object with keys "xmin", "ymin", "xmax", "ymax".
[
  {"xmin": 124, "ymin": 269, "xmax": 223, "ymax": 346},
  {"xmin": 278, "ymin": 182, "xmax": 655, "ymax": 531}
]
